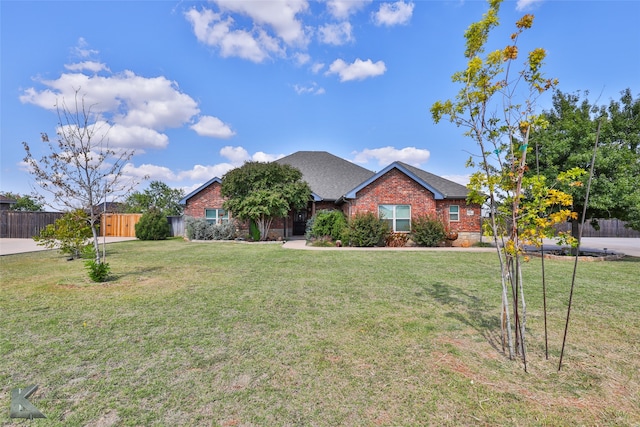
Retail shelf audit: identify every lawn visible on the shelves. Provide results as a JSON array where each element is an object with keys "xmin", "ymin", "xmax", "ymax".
[{"xmin": 1, "ymin": 239, "xmax": 638, "ymax": 426}]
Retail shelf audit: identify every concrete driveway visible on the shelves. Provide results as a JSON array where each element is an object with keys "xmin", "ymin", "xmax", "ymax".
[{"xmin": 0, "ymin": 237, "xmax": 137, "ymax": 256}]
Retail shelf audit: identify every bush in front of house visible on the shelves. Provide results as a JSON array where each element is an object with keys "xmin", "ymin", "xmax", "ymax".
[
  {"xmin": 344, "ymin": 212, "xmax": 390, "ymax": 247},
  {"xmin": 135, "ymin": 209, "xmax": 171, "ymax": 240},
  {"xmin": 307, "ymin": 210, "xmax": 348, "ymax": 242},
  {"xmin": 411, "ymin": 215, "xmax": 447, "ymax": 247},
  {"xmin": 185, "ymin": 217, "xmax": 236, "ymax": 240}
]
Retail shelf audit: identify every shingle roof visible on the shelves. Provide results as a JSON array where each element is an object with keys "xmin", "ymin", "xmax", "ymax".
[
  {"xmin": 276, "ymin": 151, "xmax": 375, "ymax": 201},
  {"xmin": 343, "ymin": 161, "xmax": 470, "ymax": 200},
  {"xmin": 397, "ymin": 162, "xmax": 470, "ymax": 199}
]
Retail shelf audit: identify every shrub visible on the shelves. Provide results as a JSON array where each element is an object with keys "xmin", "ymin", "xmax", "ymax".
[
  {"xmin": 185, "ymin": 217, "xmax": 237, "ymax": 240},
  {"xmin": 135, "ymin": 209, "xmax": 171, "ymax": 240},
  {"xmin": 411, "ymin": 215, "xmax": 447, "ymax": 247},
  {"xmin": 33, "ymin": 209, "xmax": 92, "ymax": 259},
  {"xmin": 386, "ymin": 232, "xmax": 409, "ymax": 247},
  {"xmin": 307, "ymin": 210, "xmax": 347, "ymax": 241},
  {"xmin": 85, "ymin": 260, "xmax": 110, "ymax": 282},
  {"xmin": 345, "ymin": 212, "xmax": 389, "ymax": 247}
]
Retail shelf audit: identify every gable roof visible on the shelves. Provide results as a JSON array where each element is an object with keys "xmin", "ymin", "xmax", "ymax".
[
  {"xmin": 275, "ymin": 151, "xmax": 375, "ymax": 201},
  {"xmin": 0, "ymin": 195, "xmax": 17, "ymax": 205},
  {"xmin": 179, "ymin": 177, "xmax": 222, "ymax": 205},
  {"xmin": 343, "ymin": 161, "xmax": 470, "ymax": 200}
]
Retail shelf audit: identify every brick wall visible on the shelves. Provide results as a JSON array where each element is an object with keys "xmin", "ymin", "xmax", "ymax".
[{"xmin": 183, "ymin": 181, "xmax": 226, "ymax": 218}]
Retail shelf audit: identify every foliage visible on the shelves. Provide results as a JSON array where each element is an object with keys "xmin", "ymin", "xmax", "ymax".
[
  {"xmin": 344, "ymin": 212, "xmax": 389, "ymax": 247},
  {"xmin": 411, "ymin": 215, "xmax": 447, "ymax": 247},
  {"xmin": 185, "ymin": 217, "xmax": 237, "ymax": 240},
  {"xmin": 135, "ymin": 209, "xmax": 171, "ymax": 240},
  {"xmin": 307, "ymin": 210, "xmax": 348, "ymax": 241},
  {"xmin": 430, "ymin": 0, "xmax": 580, "ymax": 363},
  {"xmin": 385, "ymin": 232, "xmax": 409, "ymax": 247},
  {"xmin": 530, "ymin": 89, "xmax": 640, "ymax": 231},
  {"xmin": 22, "ymin": 91, "xmax": 138, "ymax": 264},
  {"xmin": 221, "ymin": 162, "xmax": 311, "ymax": 241},
  {"xmin": 33, "ymin": 209, "xmax": 92, "ymax": 259},
  {"xmin": 249, "ymin": 220, "xmax": 261, "ymax": 241},
  {"xmin": 85, "ymin": 259, "xmax": 110, "ymax": 282},
  {"xmin": 125, "ymin": 180, "xmax": 185, "ymax": 216},
  {"xmin": 1, "ymin": 192, "xmax": 44, "ymax": 211}
]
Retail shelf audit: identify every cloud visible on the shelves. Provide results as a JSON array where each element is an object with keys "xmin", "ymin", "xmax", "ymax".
[
  {"xmin": 19, "ymin": 59, "xmax": 234, "ymax": 153},
  {"xmin": 326, "ymin": 58, "xmax": 386, "ymax": 82},
  {"xmin": 220, "ymin": 145, "xmax": 284, "ymax": 165},
  {"xmin": 373, "ymin": 1, "xmax": 414, "ymax": 26},
  {"xmin": 318, "ymin": 22, "xmax": 353, "ymax": 45},
  {"xmin": 185, "ymin": 1, "xmax": 308, "ymax": 63},
  {"xmin": 516, "ymin": 0, "xmax": 544, "ymax": 11},
  {"xmin": 352, "ymin": 146, "xmax": 431, "ymax": 167},
  {"xmin": 123, "ymin": 163, "xmax": 177, "ymax": 181},
  {"xmin": 72, "ymin": 37, "xmax": 99, "ymax": 59},
  {"xmin": 310, "ymin": 62, "xmax": 325, "ymax": 74},
  {"xmin": 64, "ymin": 61, "xmax": 110, "ymax": 73},
  {"xmin": 213, "ymin": 0, "xmax": 309, "ymax": 47},
  {"xmin": 191, "ymin": 116, "xmax": 236, "ymax": 138},
  {"xmin": 326, "ymin": 0, "xmax": 372, "ymax": 19},
  {"xmin": 293, "ymin": 82, "xmax": 325, "ymax": 95},
  {"xmin": 178, "ymin": 163, "xmax": 235, "ymax": 181}
]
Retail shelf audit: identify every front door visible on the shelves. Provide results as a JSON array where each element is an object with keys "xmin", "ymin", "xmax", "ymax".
[{"xmin": 293, "ymin": 210, "xmax": 307, "ymax": 235}]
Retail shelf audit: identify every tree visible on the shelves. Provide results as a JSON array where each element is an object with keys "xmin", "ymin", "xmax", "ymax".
[
  {"xmin": 530, "ymin": 89, "xmax": 640, "ymax": 232},
  {"xmin": 431, "ymin": 0, "xmax": 581, "ymax": 366},
  {"xmin": 0, "ymin": 192, "xmax": 44, "ymax": 211},
  {"xmin": 23, "ymin": 91, "xmax": 137, "ymax": 265},
  {"xmin": 135, "ymin": 208, "xmax": 171, "ymax": 240},
  {"xmin": 34, "ymin": 209, "xmax": 92, "ymax": 259},
  {"xmin": 124, "ymin": 181, "xmax": 185, "ymax": 216},
  {"xmin": 221, "ymin": 162, "xmax": 311, "ymax": 241}
]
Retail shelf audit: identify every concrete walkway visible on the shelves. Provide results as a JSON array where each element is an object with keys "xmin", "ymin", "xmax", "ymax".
[
  {"xmin": 283, "ymin": 237, "xmax": 640, "ymax": 257},
  {"xmin": 0, "ymin": 237, "xmax": 137, "ymax": 256}
]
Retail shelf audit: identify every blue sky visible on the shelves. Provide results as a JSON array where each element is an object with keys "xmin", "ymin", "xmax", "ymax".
[{"xmin": 2, "ymin": 0, "xmax": 639, "ymax": 205}]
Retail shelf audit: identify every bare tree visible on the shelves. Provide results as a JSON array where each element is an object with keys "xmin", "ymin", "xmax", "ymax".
[{"xmin": 23, "ymin": 90, "xmax": 138, "ymax": 264}]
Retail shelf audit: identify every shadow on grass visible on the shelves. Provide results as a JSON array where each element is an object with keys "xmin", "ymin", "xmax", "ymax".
[
  {"xmin": 424, "ymin": 282, "xmax": 504, "ymax": 354},
  {"xmin": 109, "ymin": 266, "xmax": 163, "ymax": 281}
]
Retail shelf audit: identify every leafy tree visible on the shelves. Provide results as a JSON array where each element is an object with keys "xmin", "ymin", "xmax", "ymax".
[
  {"xmin": 135, "ymin": 208, "xmax": 171, "ymax": 240},
  {"xmin": 221, "ymin": 162, "xmax": 311, "ymax": 241},
  {"xmin": 125, "ymin": 181, "xmax": 185, "ymax": 216},
  {"xmin": 34, "ymin": 209, "xmax": 93, "ymax": 259},
  {"xmin": 1, "ymin": 192, "xmax": 44, "ymax": 211},
  {"xmin": 22, "ymin": 91, "xmax": 137, "ymax": 265},
  {"xmin": 530, "ymin": 89, "xmax": 640, "ymax": 232},
  {"xmin": 431, "ymin": 0, "xmax": 581, "ymax": 364}
]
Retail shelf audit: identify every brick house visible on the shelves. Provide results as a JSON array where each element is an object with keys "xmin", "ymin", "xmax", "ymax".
[{"xmin": 179, "ymin": 151, "xmax": 482, "ymax": 246}]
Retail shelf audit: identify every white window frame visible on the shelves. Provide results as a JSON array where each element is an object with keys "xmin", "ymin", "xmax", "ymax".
[
  {"xmin": 205, "ymin": 208, "xmax": 229, "ymax": 225},
  {"xmin": 379, "ymin": 204, "xmax": 411, "ymax": 232},
  {"xmin": 449, "ymin": 205, "xmax": 460, "ymax": 222}
]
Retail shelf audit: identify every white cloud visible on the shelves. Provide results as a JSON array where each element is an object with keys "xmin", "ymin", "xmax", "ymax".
[
  {"xmin": 123, "ymin": 163, "xmax": 177, "ymax": 181},
  {"xmin": 64, "ymin": 61, "xmax": 110, "ymax": 73},
  {"xmin": 220, "ymin": 146, "xmax": 284, "ymax": 165},
  {"xmin": 310, "ymin": 62, "xmax": 325, "ymax": 74},
  {"xmin": 318, "ymin": 22, "xmax": 353, "ymax": 45},
  {"xmin": 294, "ymin": 52, "xmax": 311, "ymax": 66},
  {"xmin": 213, "ymin": 0, "xmax": 309, "ymax": 47},
  {"xmin": 293, "ymin": 82, "xmax": 325, "ymax": 95},
  {"xmin": 326, "ymin": 0, "xmax": 372, "ymax": 19},
  {"xmin": 108, "ymin": 123, "xmax": 170, "ymax": 150},
  {"xmin": 73, "ymin": 37, "xmax": 99, "ymax": 59},
  {"xmin": 178, "ymin": 163, "xmax": 235, "ymax": 181},
  {"xmin": 352, "ymin": 146, "xmax": 431, "ymax": 167},
  {"xmin": 373, "ymin": 1, "xmax": 414, "ymax": 26},
  {"xmin": 191, "ymin": 116, "xmax": 235, "ymax": 139},
  {"xmin": 516, "ymin": 0, "xmax": 544, "ymax": 11},
  {"xmin": 326, "ymin": 58, "xmax": 386, "ymax": 82}
]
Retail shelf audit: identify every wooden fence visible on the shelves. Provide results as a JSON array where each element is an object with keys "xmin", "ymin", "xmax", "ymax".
[
  {"xmin": 555, "ymin": 219, "xmax": 640, "ymax": 238},
  {"xmin": 0, "ymin": 211, "xmax": 65, "ymax": 238},
  {"xmin": 101, "ymin": 213, "xmax": 142, "ymax": 237}
]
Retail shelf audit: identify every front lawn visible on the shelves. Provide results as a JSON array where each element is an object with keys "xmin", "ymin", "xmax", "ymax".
[{"xmin": 1, "ymin": 239, "xmax": 638, "ymax": 426}]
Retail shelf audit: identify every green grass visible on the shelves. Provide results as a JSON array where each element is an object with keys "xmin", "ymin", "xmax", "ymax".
[{"xmin": 1, "ymin": 239, "xmax": 639, "ymax": 426}]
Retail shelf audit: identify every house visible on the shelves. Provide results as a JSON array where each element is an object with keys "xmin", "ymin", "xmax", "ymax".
[
  {"xmin": 0, "ymin": 195, "xmax": 17, "ymax": 211},
  {"xmin": 179, "ymin": 151, "xmax": 482, "ymax": 246}
]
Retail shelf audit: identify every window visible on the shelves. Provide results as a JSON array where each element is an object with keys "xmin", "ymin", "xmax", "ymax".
[
  {"xmin": 449, "ymin": 205, "xmax": 460, "ymax": 222},
  {"xmin": 379, "ymin": 204, "xmax": 411, "ymax": 232},
  {"xmin": 205, "ymin": 208, "xmax": 229, "ymax": 225}
]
